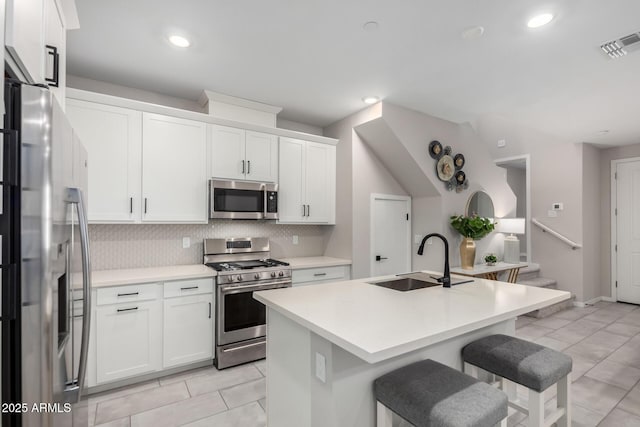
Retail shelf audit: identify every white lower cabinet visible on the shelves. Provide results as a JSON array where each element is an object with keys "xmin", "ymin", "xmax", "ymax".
[
  {"xmin": 91, "ymin": 278, "xmax": 215, "ymax": 387},
  {"xmin": 292, "ymin": 265, "xmax": 351, "ymax": 286},
  {"xmin": 95, "ymin": 299, "xmax": 162, "ymax": 384},
  {"xmin": 163, "ymin": 293, "xmax": 214, "ymax": 368}
]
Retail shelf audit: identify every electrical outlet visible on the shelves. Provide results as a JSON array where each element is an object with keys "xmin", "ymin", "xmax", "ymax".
[
  {"xmin": 552, "ymin": 202, "xmax": 564, "ymax": 211},
  {"xmin": 292, "ymin": 235, "xmax": 299, "ymax": 245},
  {"xmin": 414, "ymin": 234, "xmax": 423, "ymax": 244},
  {"xmin": 497, "ymin": 139, "xmax": 506, "ymax": 148},
  {"xmin": 547, "ymin": 210, "xmax": 558, "ymax": 218},
  {"xmin": 315, "ymin": 352, "xmax": 326, "ymax": 383},
  {"xmin": 182, "ymin": 237, "xmax": 190, "ymax": 248}
]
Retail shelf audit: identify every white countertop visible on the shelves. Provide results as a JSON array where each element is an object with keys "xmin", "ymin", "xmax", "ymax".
[
  {"xmin": 254, "ymin": 271, "xmax": 570, "ymax": 364},
  {"xmin": 280, "ymin": 256, "xmax": 352, "ymax": 269},
  {"xmin": 79, "ymin": 264, "xmax": 216, "ymax": 289}
]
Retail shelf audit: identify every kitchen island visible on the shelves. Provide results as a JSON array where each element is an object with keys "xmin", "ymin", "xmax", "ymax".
[{"xmin": 254, "ymin": 271, "xmax": 570, "ymax": 427}]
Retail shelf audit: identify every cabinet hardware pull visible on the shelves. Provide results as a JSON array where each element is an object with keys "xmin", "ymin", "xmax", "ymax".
[
  {"xmin": 180, "ymin": 286, "xmax": 199, "ymax": 291},
  {"xmin": 247, "ymin": 160, "xmax": 251, "ymax": 174},
  {"xmin": 302, "ymin": 205, "xmax": 306, "ymax": 216},
  {"xmin": 130, "ymin": 197, "xmax": 133, "ymax": 214},
  {"xmin": 307, "ymin": 205, "xmax": 310, "ymax": 217},
  {"xmin": 208, "ymin": 302, "xmax": 212, "ymax": 319},
  {"xmin": 45, "ymin": 45, "xmax": 59, "ymax": 87},
  {"xmin": 313, "ymin": 273, "xmax": 327, "ymax": 277},
  {"xmin": 144, "ymin": 198, "xmax": 148, "ymax": 214},
  {"xmin": 242, "ymin": 160, "xmax": 245, "ymax": 174},
  {"xmin": 117, "ymin": 307, "xmax": 138, "ymax": 312},
  {"xmin": 117, "ymin": 292, "xmax": 139, "ymax": 297}
]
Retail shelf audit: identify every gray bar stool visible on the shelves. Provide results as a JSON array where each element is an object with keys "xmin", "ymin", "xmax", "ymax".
[
  {"xmin": 374, "ymin": 359, "xmax": 508, "ymax": 427},
  {"xmin": 462, "ymin": 334, "xmax": 572, "ymax": 427}
]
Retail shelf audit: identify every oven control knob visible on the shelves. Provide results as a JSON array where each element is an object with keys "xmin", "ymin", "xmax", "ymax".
[
  {"xmin": 278, "ymin": 271, "xmax": 284, "ymax": 277},
  {"xmin": 236, "ymin": 275, "xmax": 243, "ymax": 282},
  {"xmin": 270, "ymin": 272, "xmax": 276, "ymax": 278},
  {"xmin": 254, "ymin": 273, "xmax": 260, "ymax": 280},
  {"xmin": 227, "ymin": 276, "xmax": 234, "ymax": 283}
]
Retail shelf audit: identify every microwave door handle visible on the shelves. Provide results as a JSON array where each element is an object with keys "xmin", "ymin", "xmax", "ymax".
[{"xmin": 64, "ymin": 188, "xmax": 92, "ymax": 403}]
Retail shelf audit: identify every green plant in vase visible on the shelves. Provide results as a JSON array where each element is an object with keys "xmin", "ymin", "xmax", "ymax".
[
  {"xmin": 484, "ymin": 254, "xmax": 497, "ymax": 266},
  {"xmin": 449, "ymin": 215, "xmax": 496, "ymax": 270}
]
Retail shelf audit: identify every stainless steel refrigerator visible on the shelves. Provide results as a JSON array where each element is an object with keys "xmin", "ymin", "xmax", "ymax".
[{"xmin": 1, "ymin": 81, "xmax": 91, "ymax": 427}]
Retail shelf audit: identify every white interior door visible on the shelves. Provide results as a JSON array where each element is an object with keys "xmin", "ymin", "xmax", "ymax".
[
  {"xmin": 371, "ymin": 194, "xmax": 411, "ymax": 276},
  {"xmin": 616, "ymin": 160, "xmax": 640, "ymax": 304}
]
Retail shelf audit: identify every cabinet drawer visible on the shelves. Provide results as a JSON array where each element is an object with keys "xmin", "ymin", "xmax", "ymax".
[
  {"xmin": 96, "ymin": 283, "xmax": 160, "ymax": 306},
  {"xmin": 163, "ymin": 278, "xmax": 213, "ymax": 298},
  {"xmin": 292, "ymin": 266, "xmax": 348, "ymax": 285}
]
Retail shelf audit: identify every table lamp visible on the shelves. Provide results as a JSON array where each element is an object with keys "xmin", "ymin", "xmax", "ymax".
[{"xmin": 497, "ymin": 218, "xmax": 525, "ymax": 264}]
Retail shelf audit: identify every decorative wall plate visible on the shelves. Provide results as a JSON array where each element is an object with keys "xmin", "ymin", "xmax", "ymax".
[
  {"xmin": 436, "ymin": 155, "xmax": 455, "ymax": 181},
  {"xmin": 428, "ymin": 140, "xmax": 443, "ymax": 159}
]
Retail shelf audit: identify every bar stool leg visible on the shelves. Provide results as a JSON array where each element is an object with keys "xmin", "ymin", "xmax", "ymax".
[
  {"xmin": 376, "ymin": 401, "xmax": 393, "ymax": 427},
  {"xmin": 556, "ymin": 374, "xmax": 571, "ymax": 427},
  {"xmin": 528, "ymin": 389, "xmax": 545, "ymax": 427},
  {"xmin": 463, "ymin": 362, "xmax": 479, "ymax": 379}
]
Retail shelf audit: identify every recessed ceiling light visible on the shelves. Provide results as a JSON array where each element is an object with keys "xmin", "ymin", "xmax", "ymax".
[
  {"xmin": 527, "ymin": 13, "xmax": 554, "ymax": 29},
  {"xmin": 363, "ymin": 21, "xmax": 379, "ymax": 32},
  {"xmin": 169, "ymin": 35, "xmax": 190, "ymax": 48},
  {"xmin": 461, "ymin": 26, "xmax": 485, "ymax": 40},
  {"xmin": 362, "ymin": 96, "xmax": 380, "ymax": 105}
]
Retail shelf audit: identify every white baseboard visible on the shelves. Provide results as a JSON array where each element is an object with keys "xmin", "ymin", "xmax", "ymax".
[{"xmin": 573, "ymin": 296, "xmax": 617, "ymax": 307}]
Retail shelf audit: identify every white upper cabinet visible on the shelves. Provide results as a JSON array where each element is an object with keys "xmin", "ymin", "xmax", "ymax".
[
  {"xmin": 278, "ymin": 137, "xmax": 336, "ymax": 224},
  {"xmin": 142, "ymin": 113, "xmax": 208, "ymax": 223},
  {"xmin": 211, "ymin": 125, "xmax": 278, "ymax": 183},
  {"xmin": 5, "ymin": 0, "xmax": 45, "ymax": 84},
  {"xmin": 245, "ymin": 131, "xmax": 278, "ymax": 182},
  {"xmin": 66, "ymin": 100, "xmax": 142, "ymax": 223}
]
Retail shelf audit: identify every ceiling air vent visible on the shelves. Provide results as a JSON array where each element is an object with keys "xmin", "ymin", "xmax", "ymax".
[{"xmin": 601, "ymin": 30, "xmax": 640, "ymax": 59}]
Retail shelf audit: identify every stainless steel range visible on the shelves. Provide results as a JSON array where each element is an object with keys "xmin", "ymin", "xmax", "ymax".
[{"xmin": 204, "ymin": 237, "xmax": 291, "ymax": 369}]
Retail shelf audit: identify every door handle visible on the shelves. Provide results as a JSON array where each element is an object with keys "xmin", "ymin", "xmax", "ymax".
[
  {"xmin": 302, "ymin": 205, "xmax": 306, "ymax": 217},
  {"xmin": 65, "ymin": 188, "xmax": 92, "ymax": 402},
  {"xmin": 307, "ymin": 205, "xmax": 310, "ymax": 217},
  {"xmin": 247, "ymin": 160, "xmax": 251, "ymax": 174},
  {"xmin": 45, "ymin": 45, "xmax": 59, "ymax": 87},
  {"xmin": 242, "ymin": 160, "xmax": 245, "ymax": 174},
  {"xmin": 375, "ymin": 255, "xmax": 388, "ymax": 261},
  {"xmin": 208, "ymin": 302, "xmax": 212, "ymax": 319},
  {"xmin": 130, "ymin": 197, "xmax": 133, "ymax": 214},
  {"xmin": 144, "ymin": 198, "xmax": 148, "ymax": 214}
]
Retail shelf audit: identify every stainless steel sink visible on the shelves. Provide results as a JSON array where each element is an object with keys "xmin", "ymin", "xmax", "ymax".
[{"xmin": 368, "ymin": 272, "xmax": 473, "ymax": 292}]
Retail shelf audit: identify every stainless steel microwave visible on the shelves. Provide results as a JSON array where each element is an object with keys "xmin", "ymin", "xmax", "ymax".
[{"xmin": 209, "ymin": 179, "xmax": 278, "ymax": 220}]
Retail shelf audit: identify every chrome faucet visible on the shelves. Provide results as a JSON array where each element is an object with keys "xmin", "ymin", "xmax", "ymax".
[{"xmin": 417, "ymin": 233, "xmax": 451, "ymax": 288}]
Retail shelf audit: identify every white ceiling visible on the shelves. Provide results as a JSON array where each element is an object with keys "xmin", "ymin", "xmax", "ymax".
[{"xmin": 67, "ymin": 0, "xmax": 640, "ymax": 146}]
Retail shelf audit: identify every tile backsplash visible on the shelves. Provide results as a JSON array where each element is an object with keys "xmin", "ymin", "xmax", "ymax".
[{"xmin": 89, "ymin": 221, "xmax": 331, "ymax": 271}]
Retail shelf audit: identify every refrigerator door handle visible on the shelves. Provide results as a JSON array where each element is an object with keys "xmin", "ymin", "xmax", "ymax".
[{"xmin": 64, "ymin": 187, "xmax": 92, "ymax": 403}]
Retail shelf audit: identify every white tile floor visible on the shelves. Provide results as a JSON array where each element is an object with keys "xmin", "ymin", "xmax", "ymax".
[{"xmin": 85, "ymin": 301, "xmax": 640, "ymax": 427}]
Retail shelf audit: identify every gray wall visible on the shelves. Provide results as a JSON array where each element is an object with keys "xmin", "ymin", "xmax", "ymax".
[
  {"xmin": 582, "ymin": 144, "xmax": 602, "ymax": 302},
  {"xmin": 598, "ymin": 142, "xmax": 640, "ymax": 297},
  {"xmin": 474, "ymin": 114, "xmax": 586, "ymax": 301}
]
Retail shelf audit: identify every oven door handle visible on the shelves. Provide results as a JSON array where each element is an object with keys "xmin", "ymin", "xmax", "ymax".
[{"xmin": 220, "ymin": 280, "xmax": 291, "ymax": 293}]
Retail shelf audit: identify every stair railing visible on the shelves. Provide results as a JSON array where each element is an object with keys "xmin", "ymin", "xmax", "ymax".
[{"xmin": 531, "ymin": 218, "xmax": 582, "ymax": 250}]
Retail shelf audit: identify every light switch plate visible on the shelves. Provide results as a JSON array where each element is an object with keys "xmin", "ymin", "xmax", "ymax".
[
  {"xmin": 182, "ymin": 237, "xmax": 190, "ymax": 248},
  {"xmin": 293, "ymin": 235, "xmax": 299, "ymax": 245}
]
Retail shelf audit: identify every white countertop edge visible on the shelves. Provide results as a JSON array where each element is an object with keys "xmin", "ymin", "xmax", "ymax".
[
  {"xmin": 255, "ymin": 287, "xmax": 571, "ymax": 364},
  {"xmin": 84, "ymin": 265, "xmax": 217, "ymax": 289}
]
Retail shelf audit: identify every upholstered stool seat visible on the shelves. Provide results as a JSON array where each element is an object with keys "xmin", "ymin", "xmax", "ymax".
[
  {"xmin": 462, "ymin": 334, "xmax": 572, "ymax": 427},
  {"xmin": 374, "ymin": 359, "xmax": 508, "ymax": 427}
]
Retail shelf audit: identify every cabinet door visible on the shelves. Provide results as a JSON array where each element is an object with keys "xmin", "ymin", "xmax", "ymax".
[
  {"xmin": 305, "ymin": 142, "xmax": 335, "ymax": 223},
  {"xmin": 44, "ymin": 0, "xmax": 65, "ymax": 107},
  {"xmin": 278, "ymin": 137, "xmax": 306, "ymax": 223},
  {"xmin": 5, "ymin": 0, "xmax": 45, "ymax": 83},
  {"xmin": 245, "ymin": 131, "xmax": 278, "ymax": 183},
  {"xmin": 211, "ymin": 125, "xmax": 246, "ymax": 180},
  {"xmin": 66, "ymin": 100, "xmax": 142, "ymax": 222},
  {"xmin": 142, "ymin": 113, "xmax": 208, "ymax": 223},
  {"xmin": 163, "ymin": 294, "xmax": 213, "ymax": 368},
  {"xmin": 95, "ymin": 300, "xmax": 162, "ymax": 384}
]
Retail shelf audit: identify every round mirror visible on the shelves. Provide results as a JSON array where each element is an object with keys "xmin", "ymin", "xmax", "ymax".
[{"xmin": 466, "ymin": 191, "xmax": 494, "ymax": 218}]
